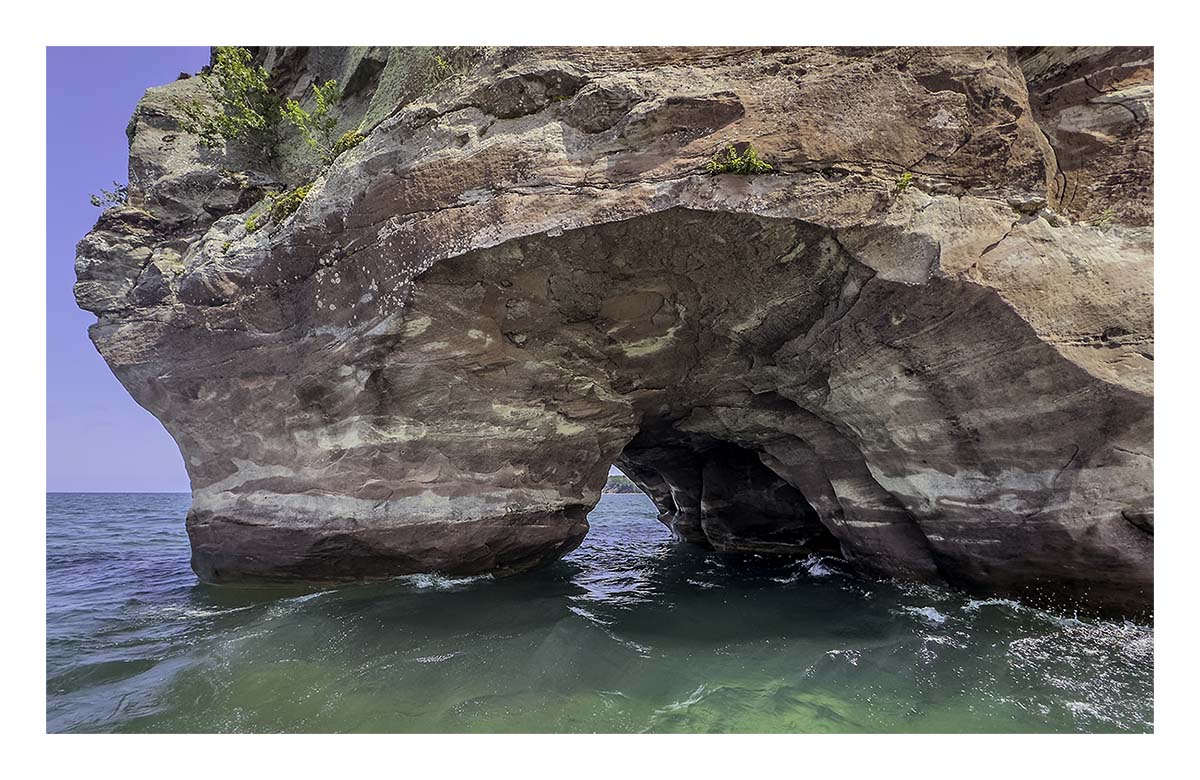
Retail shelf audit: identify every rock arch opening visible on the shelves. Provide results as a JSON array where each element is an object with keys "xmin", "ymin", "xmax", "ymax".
[
  {"xmin": 613, "ymin": 424, "xmax": 841, "ymax": 557},
  {"xmin": 404, "ymin": 206, "xmax": 864, "ymax": 561}
]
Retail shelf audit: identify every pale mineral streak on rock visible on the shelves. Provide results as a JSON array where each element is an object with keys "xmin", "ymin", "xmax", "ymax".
[{"xmin": 75, "ymin": 46, "xmax": 1152, "ymax": 614}]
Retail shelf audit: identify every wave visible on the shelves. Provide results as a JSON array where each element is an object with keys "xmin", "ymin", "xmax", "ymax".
[
  {"xmin": 392, "ymin": 573, "xmax": 493, "ymax": 591},
  {"xmin": 900, "ymin": 605, "xmax": 949, "ymax": 625}
]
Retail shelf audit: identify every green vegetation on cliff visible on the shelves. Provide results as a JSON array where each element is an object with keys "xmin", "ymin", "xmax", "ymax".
[
  {"xmin": 175, "ymin": 46, "xmax": 365, "ymax": 171},
  {"xmin": 706, "ymin": 143, "xmax": 774, "ymax": 175},
  {"xmin": 175, "ymin": 46, "xmax": 284, "ymax": 162},
  {"xmin": 603, "ymin": 474, "xmax": 643, "ymax": 494},
  {"xmin": 88, "ymin": 181, "xmax": 128, "ymax": 209}
]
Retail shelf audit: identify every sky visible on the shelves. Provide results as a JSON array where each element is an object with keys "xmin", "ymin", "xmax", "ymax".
[{"xmin": 47, "ymin": 47, "xmax": 210, "ymax": 492}]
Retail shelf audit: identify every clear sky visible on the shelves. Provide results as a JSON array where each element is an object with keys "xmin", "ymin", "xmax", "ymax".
[{"xmin": 47, "ymin": 47, "xmax": 210, "ymax": 492}]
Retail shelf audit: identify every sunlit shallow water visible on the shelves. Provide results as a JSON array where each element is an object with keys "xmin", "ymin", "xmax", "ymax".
[{"xmin": 46, "ymin": 492, "xmax": 1152, "ymax": 733}]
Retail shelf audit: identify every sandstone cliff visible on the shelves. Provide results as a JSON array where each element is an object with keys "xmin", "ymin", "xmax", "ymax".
[{"xmin": 75, "ymin": 46, "xmax": 1153, "ymax": 614}]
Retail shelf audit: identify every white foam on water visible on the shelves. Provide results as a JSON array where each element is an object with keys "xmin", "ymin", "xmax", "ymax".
[
  {"xmin": 597, "ymin": 690, "xmax": 630, "ymax": 710},
  {"xmin": 414, "ymin": 652, "xmax": 460, "ymax": 664},
  {"xmin": 395, "ymin": 573, "xmax": 493, "ymax": 590},
  {"xmin": 804, "ymin": 556, "xmax": 834, "ymax": 577},
  {"xmin": 262, "ymin": 589, "xmax": 333, "ymax": 620},
  {"xmin": 655, "ymin": 684, "xmax": 708, "ymax": 715},
  {"xmin": 901, "ymin": 606, "xmax": 948, "ymax": 625},
  {"xmin": 287, "ymin": 591, "xmax": 327, "ymax": 604},
  {"xmin": 895, "ymin": 581, "xmax": 949, "ymax": 600},
  {"xmin": 825, "ymin": 649, "xmax": 861, "ymax": 666},
  {"xmin": 567, "ymin": 604, "xmax": 614, "ymax": 628},
  {"xmin": 131, "ymin": 603, "xmax": 256, "ymax": 621},
  {"xmin": 771, "ymin": 555, "xmax": 837, "ymax": 584},
  {"xmin": 964, "ymin": 597, "xmax": 1024, "ymax": 612}
]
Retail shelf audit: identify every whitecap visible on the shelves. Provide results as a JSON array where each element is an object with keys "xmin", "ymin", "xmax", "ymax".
[
  {"xmin": 414, "ymin": 652, "xmax": 460, "ymax": 664},
  {"xmin": 964, "ymin": 597, "xmax": 1024, "ymax": 613},
  {"xmin": 825, "ymin": 649, "xmax": 861, "ymax": 666},
  {"xmin": 654, "ymin": 684, "xmax": 708, "ymax": 715},
  {"xmin": 901, "ymin": 606, "xmax": 948, "ymax": 625},
  {"xmin": 130, "ymin": 603, "xmax": 255, "ymax": 621},
  {"xmin": 803, "ymin": 555, "xmax": 834, "ymax": 577},
  {"xmin": 395, "ymin": 573, "xmax": 492, "ymax": 590},
  {"xmin": 286, "ymin": 591, "xmax": 327, "ymax": 604}
]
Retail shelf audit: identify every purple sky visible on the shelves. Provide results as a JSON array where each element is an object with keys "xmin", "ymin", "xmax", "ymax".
[{"xmin": 47, "ymin": 47, "xmax": 210, "ymax": 492}]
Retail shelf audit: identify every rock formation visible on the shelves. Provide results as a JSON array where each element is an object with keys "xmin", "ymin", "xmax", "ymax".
[{"xmin": 75, "ymin": 46, "xmax": 1153, "ymax": 614}]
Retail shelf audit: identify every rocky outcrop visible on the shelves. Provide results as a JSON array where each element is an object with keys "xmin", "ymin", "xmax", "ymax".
[
  {"xmin": 1017, "ymin": 46, "xmax": 1153, "ymax": 226},
  {"xmin": 76, "ymin": 46, "xmax": 1153, "ymax": 614}
]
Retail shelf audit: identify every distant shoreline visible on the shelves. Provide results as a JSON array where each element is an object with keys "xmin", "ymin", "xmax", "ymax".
[{"xmin": 602, "ymin": 475, "xmax": 643, "ymax": 494}]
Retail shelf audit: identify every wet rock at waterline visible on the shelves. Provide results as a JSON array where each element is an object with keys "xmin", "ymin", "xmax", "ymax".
[{"xmin": 75, "ymin": 46, "xmax": 1153, "ymax": 613}]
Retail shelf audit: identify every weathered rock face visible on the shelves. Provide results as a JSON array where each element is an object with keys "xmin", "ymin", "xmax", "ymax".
[
  {"xmin": 75, "ymin": 46, "xmax": 1153, "ymax": 614},
  {"xmin": 1017, "ymin": 46, "xmax": 1153, "ymax": 226}
]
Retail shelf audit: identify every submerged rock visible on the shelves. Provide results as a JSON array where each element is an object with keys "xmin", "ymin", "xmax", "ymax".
[{"xmin": 75, "ymin": 46, "xmax": 1152, "ymax": 614}]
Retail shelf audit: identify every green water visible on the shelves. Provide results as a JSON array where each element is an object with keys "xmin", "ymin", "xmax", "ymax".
[{"xmin": 46, "ymin": 492, "xmax": 1152, "ymax": 733}]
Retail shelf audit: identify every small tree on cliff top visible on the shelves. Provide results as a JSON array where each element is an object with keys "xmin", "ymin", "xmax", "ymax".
[
  {"xmin": 175, "ymin": 47, "xmax": 363, "ymax": 169},
  {"xmin": 175, "ymin": 46, "xmax": 285, "ymax": 162}
]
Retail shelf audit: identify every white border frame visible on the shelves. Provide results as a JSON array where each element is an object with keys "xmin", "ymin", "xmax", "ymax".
[{"xmin": 6, "ymin": 0, "xmax": 1193, "ymax": 773}]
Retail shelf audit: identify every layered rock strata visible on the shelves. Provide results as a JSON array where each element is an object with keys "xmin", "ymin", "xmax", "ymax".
[{"xmin": 75, "ymin": 46, "xmax": 1153, "ymax": 613}]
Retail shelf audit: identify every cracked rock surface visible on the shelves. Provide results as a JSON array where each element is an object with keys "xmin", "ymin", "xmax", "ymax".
[{"xmin": 75, "ymin": 46, "xmax": 1153, "ymax": 614}]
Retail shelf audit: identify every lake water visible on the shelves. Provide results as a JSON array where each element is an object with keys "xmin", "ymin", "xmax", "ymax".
[{"xmin": 46, "ymin": 492, "xmax": 1153, "ymax": 733}]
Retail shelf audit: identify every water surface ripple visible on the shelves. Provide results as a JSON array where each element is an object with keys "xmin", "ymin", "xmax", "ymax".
[{"xmin": 46, "ymin": 493, "xmax": 1153, "ymax": 733}]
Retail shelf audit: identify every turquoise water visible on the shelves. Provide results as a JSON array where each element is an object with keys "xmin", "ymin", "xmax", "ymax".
[{"xmin": 46, "ymin": 492, "xmax": 1152, "ymax": 733}]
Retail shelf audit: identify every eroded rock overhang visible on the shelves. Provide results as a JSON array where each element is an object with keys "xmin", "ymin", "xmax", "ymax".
[{"xmin": 74, "ymin": 46, "xmax": 1153, "ymax": 613}]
